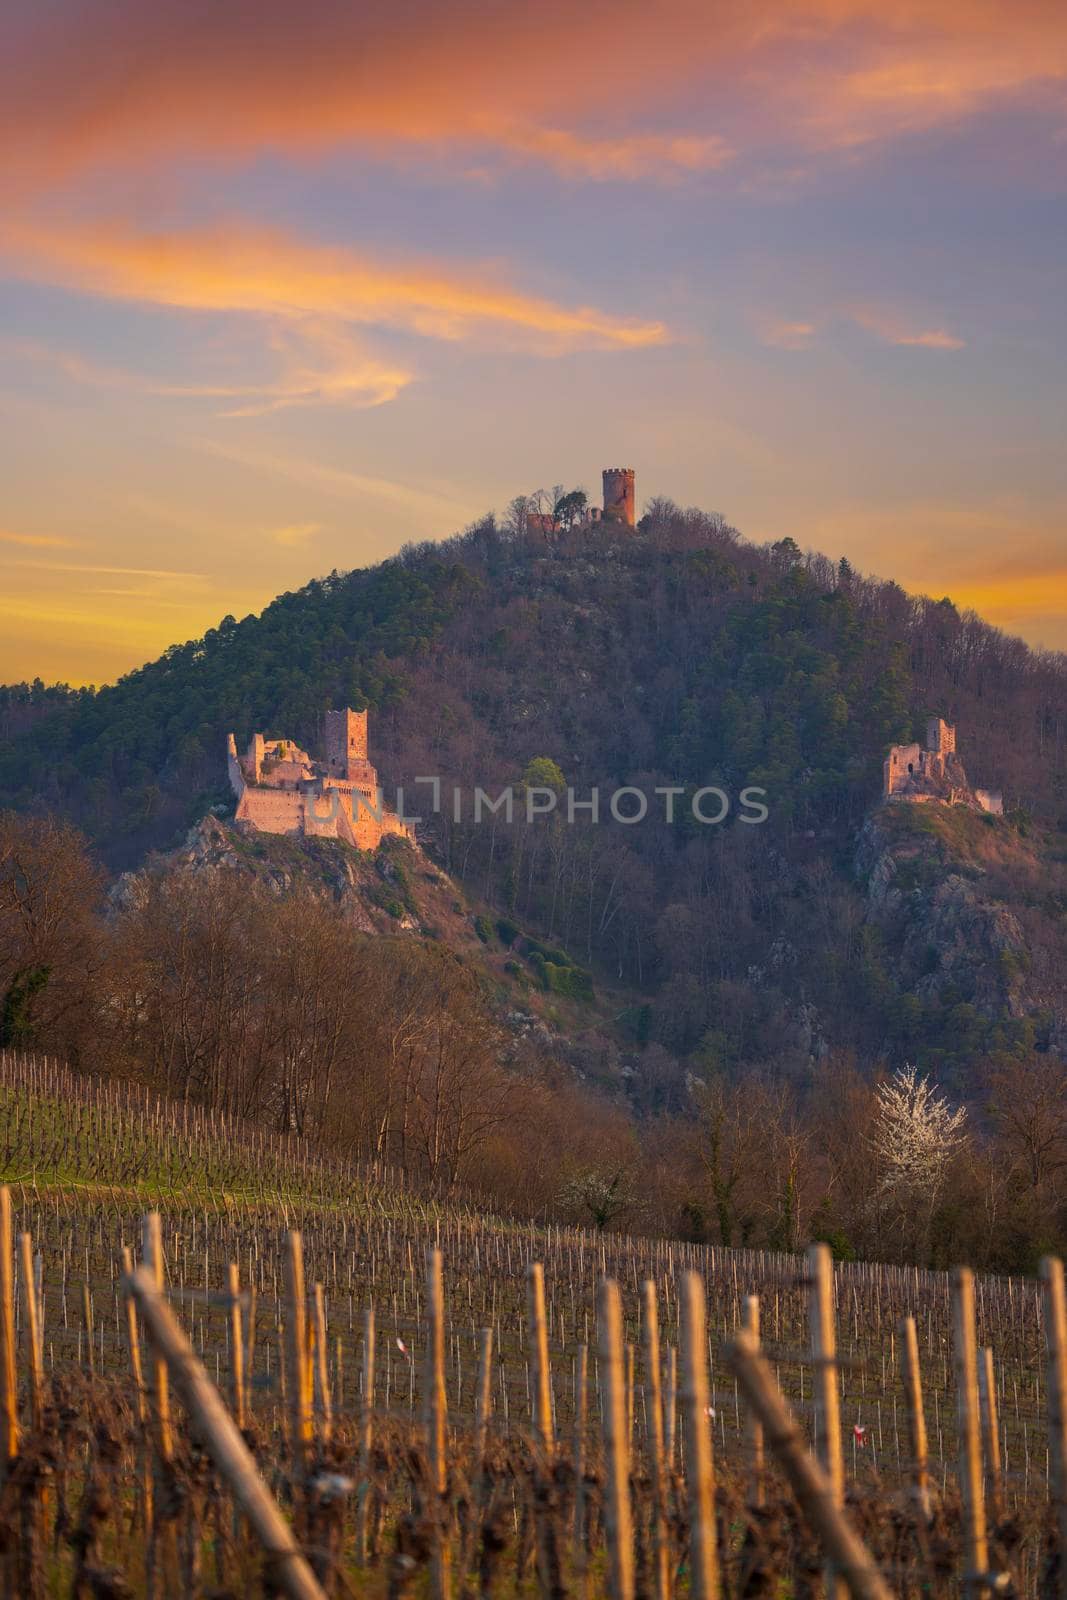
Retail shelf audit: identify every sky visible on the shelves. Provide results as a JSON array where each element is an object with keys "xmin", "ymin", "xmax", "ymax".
[{"xmin": 1, "ymin": 0, "xmax": 1065, "ymax": 685}]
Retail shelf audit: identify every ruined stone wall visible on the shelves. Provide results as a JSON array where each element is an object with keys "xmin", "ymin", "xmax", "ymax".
[
  {"xmin": 235, "ymin": 788, "xmax": 305, "ymax": 834},
  {"xmin": 246, "ymin": 733, "xmax": 266, "ymax": 784},
  {"xmin": 884, "ymin": 742, "xmax": 922, "ymax": 798},
  {"xmin": 926, "ymin": 718, "xmax": 956, "ymax": 755},
  {"xmin": 883, "ymin": 717, "xmax": 1002, "ymax": 816},
  {"xmin": 227, "ymin": 734, "xmax": 246, "ymax": 804},
  {"xmin": 226, "ymin": 708, "xmax": 412, "ymax": 848}
]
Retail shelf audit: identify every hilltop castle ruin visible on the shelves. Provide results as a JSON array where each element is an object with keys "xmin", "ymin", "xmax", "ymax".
[
  {"xmin": 227, "ymin": 708, "xmax": 412, "ymax": 849},
  {"xmin": 527, "ymin": 466, "xmax": 636, "ymax": 534},
  {"xmin": 883, "ymin": 717, "xmax": 1003, "ymax": 815}
]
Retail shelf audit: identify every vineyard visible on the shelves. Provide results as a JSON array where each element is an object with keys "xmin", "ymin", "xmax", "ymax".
[{"xmin": 0, "ymin": 1050, "xmax": 1062, "ymax": 1598}]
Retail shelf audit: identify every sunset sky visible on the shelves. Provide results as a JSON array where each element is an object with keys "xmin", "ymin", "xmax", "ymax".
[{"xmin": 1, "ymin": 0, "xmax": 1065, "ymax": 684}]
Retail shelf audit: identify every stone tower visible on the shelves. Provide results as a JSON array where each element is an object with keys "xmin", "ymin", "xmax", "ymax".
[
  {"xmin": 926, "ymin": 717, "xmax": 956, "ymax": 755},
  {"xmin": 602, "ymin": 467, "xmax": 636, "ymax": 527},
  {"xmin": 324, "ymin": 707, "xmax": 368, "ymax": 779}
]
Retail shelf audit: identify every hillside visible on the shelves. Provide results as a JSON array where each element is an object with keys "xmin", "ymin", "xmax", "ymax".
[{"xmin": 3, "ymin": 504, "xmax": 1067, "ymax": 1095}]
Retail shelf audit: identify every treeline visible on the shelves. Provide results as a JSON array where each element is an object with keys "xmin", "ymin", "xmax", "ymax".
[{"xmin": 4, "ymin": 808, "xmax": 1066, "ymax": 1275}]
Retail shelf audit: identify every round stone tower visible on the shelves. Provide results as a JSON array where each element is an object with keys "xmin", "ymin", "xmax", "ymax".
[{"xmin": 602, "ymin": 467, "xmax": 636, "ymax": 527}]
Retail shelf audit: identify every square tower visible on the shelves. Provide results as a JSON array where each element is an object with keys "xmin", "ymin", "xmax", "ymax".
[
  {"xmin": 324, "ymin": 707, "xmax": 368, "ymax": 779},
  {"xmin": 926, "ymin": 717, "xmax": 956, "ymax": 755}
]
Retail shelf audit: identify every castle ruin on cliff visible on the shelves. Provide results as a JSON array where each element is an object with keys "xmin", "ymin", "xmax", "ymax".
[
  {"xmin": 227, "ymin": 708, "xmax": 412, "ymax": 849},
  {"xmin": 883, "ymin": 717, "xmax": 1003, "ymax": 815}
]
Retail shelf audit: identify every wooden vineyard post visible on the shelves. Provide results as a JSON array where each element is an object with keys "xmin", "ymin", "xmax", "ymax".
[
  {"xmin": 978, "ymin": 1347, "xmax": 1002, "ymax": 1522},
  {"xmin": 425, "ymin": 1247, "xmax": 452, "ymax": 1600},
  {"xmin": 18, "ymin": 1232, "xmax": 43, "ymax": 1430},
  {"xmin": 807, "ymin": 1245, "xmax": 842, "ymax": 1489},
  {"xmin": 952, "ymin": 1267, "xmax": 989, "ymax": 1596},
  {"xmin": 1041, "ymin": 1256, "xmax": 1067, "ymax": 1600},
  {"xmin": 82, "ymin": 1282, "xmax": 95, "ymax": 1377},
  {"xmin": 313, "ymin": 1284, "xmax": 332, "ymax": 1445},
  {"xmin": 598, "ymin": 1277, "xmax": 634, "ymax": 1600},
  {"xmin": 142, "ymin": 1213, "xmax": 173, "ymax": 1463},
  {"xmin": 808, "ymin": 1243, "xmax": 844, "ymax": 1600},
  {"xmin": 642, "ymin": 1280, "xmax": 671, "ymax": 1600},
  {"xmin": 679, "ymin": 1270, "xmax": 718, "ymax": 1600},
  {"xmin": 0, "ymin": 1189, "xmax": 18, "ymax": 1476},
  {"xmin": 143, "ymin": 1211, "xmax": 175, "ymax": 1600},
  {"xmin": 899, "ymin": 1316, "xmax": 930, "ymax": 1521},
  {"xmin": 356, "ymin": 1302, "xmax": 375, "ymax": 1565},
  {"xmin": 474, "ymin": 1325, "xmax": 494, "ymax": 1462},
  {"xmin": 284, "ymin": 1230, "xmax": 312, "ymax": 1489},
  {"xmin": 125, "ymin": 1265, "xmax": 327, "ymax": 1600},
  {"xmin": 664, "ymin": 1345, "xmax": 677, "ymax": 1470},
  {"xmin": 228, "ymin": 1263, "xmax": 245, "ymax": 1432},
  {"xmin": 245, "ymin": 1283, "xmax": 258, "ymax": 1423},
  {"xmin": 743, "ymin": 1295, "xmax": 764, "ymax": 1508},
  {"xmin": 725, "ymin": 1329, "xmax": 892, "ymax": 1600},
  {"xmin": 527, "ymin": 1261, "xmax": 555, "ymax": 1461},
  {"xmin": 121, "ymin": 1245, "xmax": 153, "ymax": 1531},
  {"xmin": 573, "ymin": 1342, "xmax": 590, "ymax": 1583}
]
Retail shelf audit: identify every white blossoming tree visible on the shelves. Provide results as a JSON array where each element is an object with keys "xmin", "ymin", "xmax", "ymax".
[{"xmin": 870, "ymin": 1063, "xmax": 968, "ymax": 1256}]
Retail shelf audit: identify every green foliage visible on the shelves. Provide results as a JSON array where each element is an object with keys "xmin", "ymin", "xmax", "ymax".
[
  {"xmin": 522, "ymin": 757, "xmax": 566, "ymax": 795},
  {"xmin": 810, "ymin": 1212, "xmax": 858, "ymax": 1263},
  {"xmin": 473, "ymin": 914, "xmax": 494, "ymax": 944},
  {"xmin": 542, "ymin": 961, "xmax": 594, "ymax": 1002},
  {"xmin": 524, "ymin": 936, "xmax": 572, "ymax": 967}
]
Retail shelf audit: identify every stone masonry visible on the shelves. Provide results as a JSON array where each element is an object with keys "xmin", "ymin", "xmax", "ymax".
[
  {"xmin": 883, "ymin": 717, "xmax": 1003, "ymax": 814},
  {"xmin": 227, "ymin": 708, "xmax": 412, "ymax": 849}
]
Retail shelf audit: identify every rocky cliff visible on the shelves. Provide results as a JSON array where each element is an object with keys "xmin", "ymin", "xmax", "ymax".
[{"xmin": 856, "ymin": 801, "xmax": 1066, "ymax": 1071}]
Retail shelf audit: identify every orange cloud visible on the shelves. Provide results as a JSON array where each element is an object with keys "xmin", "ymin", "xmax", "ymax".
[
  {"xmin": 7, "ymin": 325, "xmax": 414, "ymax": 415},
  {"xmin": 271, "ymin": 522, "xmax": 321, "ymax": 548},
  {"xmin": 0, "ymin": 219, "xmax": 668, "ymax": 353},
  {"xmin": 849, "ymin": 306, "xmax": 966, "ymax": 349},
  {"xmin": 0, "ymin": 529, "xmax": 76, "ymax": 548},
  {"xmin": 2, "ymin": 1, "xmax": 1064, "ymax": 195},
  {"xmin": 504, "ymin": 128, "xmax": 734, "ymax": 180},
  {"xmin": 3, "ymin": 561, "xmax": 206, "ymax": 580}
]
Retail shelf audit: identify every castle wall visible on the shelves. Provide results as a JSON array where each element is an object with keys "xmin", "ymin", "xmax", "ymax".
[
  {"xmin": 883, "ymin": 717, "xmax": 1002, "ymax": 817},
  {"xmin": 259, "ymin": 758, "xmax": 311, "ymax": 786},
  {"xmin": 246, "ymin": 732, "xmax": 265, "ymax": 784},
  {"xmin": 227, "ymin": 734, "xmax": 246, "ymax": 804},
  {"xmin": 235, "ymin": 788, "xmax": 305, "ymax": 834},
  {"xmin": 227, "ymin": 707, "xmax": 412, "ymax": 849},
  {"xmin": 884, "ymin": 742, "xmax": 922, "ymax": 797}
]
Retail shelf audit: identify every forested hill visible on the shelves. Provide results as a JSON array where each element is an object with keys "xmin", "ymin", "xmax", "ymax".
[{"xmin": 4, "ymin": 501, "xmax": 1067, "ymax": 1090}]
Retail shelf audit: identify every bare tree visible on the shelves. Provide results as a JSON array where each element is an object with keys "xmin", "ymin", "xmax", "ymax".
[{"xmin": 869, "ymin": 1064, "xmax": 968, "ymax": 1258}]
